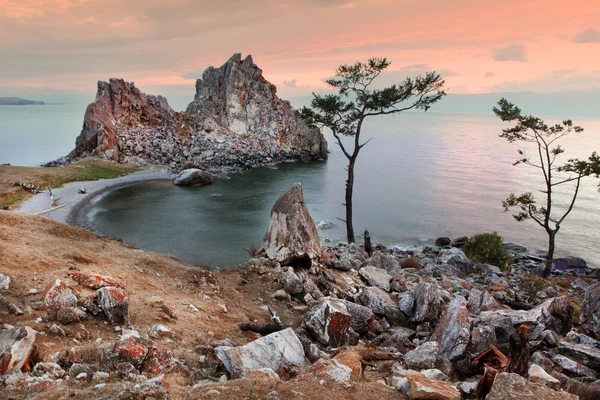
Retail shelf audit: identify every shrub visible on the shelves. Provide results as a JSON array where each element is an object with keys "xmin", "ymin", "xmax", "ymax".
[
  {"xmin": 463, "ymin": 232, "xmax": 511, "ymax": 269},
  {"xmin": 520, "ymin": 274, "xmax": 547, "ymax": 301},
  {"xmin": 400, "ymin": 256, "xmax": 422, "ymax": 270}
]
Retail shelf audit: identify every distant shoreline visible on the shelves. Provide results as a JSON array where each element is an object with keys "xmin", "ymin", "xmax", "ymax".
[{"xmin": 0, "ymin": 97, "xmax": 45, "ymax": 105}]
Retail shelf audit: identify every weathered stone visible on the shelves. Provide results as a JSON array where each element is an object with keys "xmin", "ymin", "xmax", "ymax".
[
  {"xmin": 373, "ymin": 326, "xmax": 415, "ymax": 352},
  {"xmin": 214, "ymin": 328, "xmax": 306, "ymax": 378},
  {"xmin": 476, "ymin": 263, "xmax": 503, "ymax": 276},
  {"xmin": 85, "ymin": 286, "xmax": 130, "ymax": 325},
  {"xmin": 341, "ymin": 300, "xmax": 376, "ymax": 335},
  {"xmin": 543, "ymin": 351, "xmax": 599, "ymax": 379},
  {"xmin": 32, "ymin": 362, "xmax": 66, "ymax": 378},
  {"xmin": 278, "ymin": 267, "xmax": 303, "ymax": 294},
  {"xmin": 304, "ymin": 297, "xmax": 351, "ymax": 347},
  {"xmin": 43, "ymin": 279, "xmax": 78, "ymax": 312},
  {"xmin": 487, "ymin": 372, "xmax": 576, "ymax": 400},
  {"xmin": 558, "ymin": 341, "xmax": 600, "ymax": 371},
  {"xmin": 263, "ymin": 183, "xmax": 321, "ymax": 265},
  {"xmin": 412, "ymin": 283, "xmax": 444, "ymax": 323},
  {"xmin": 125, "ymin": 374, "xmax": 169, "ymax": 400},
  {"xmin": 148, "ymin": 324, "xmax": 175, "ymax": 339},
  {"xmin": 70, "ymin": 271, "xmax": 125, "ymax": 289},
  {"xmin": 310, "ymin": 359, "xmax": 353, "ymax": 384},
  {"xmin": 406, "ymin": 371, "xmax": 461, "ymax": 400},
  {"xmin": 528, "ymin": 364, "xmax": 560, "ymax": 389},
  {"xmin": 354, "ymin": 287, "xmax": 401, "ymax": 320},
  {"xmin": 581, "ymin": 283, "xmax": 600, "ymax": 338},
  {"xmin": 435, "ymin": 237, "xmax": 451, "ymax": 247},
  {"xmin": 56, "ymin": 306, "xmax": 87, "ymax": 325},
  {"xmin": 404, "ymin": 341, "xmax": 439, "ymax": 370},
  {"xmin": 421, "ymin": 368, "xmax": 449, "ymax": 381},
  {"xmin": 113, "ymin": 333, "xmax": 173, "ymax": 374},
  {"xmin": 359, "ymin": 265, "xmax": 392, "ymax": 291},
  {"xmin": 0, "ymin": 274, "xmax": 10, "ymax": 290},
  {"xmin": 172, "ymin": 169, "xmax": 212, "ymax": 186},
  {"xmin": 0, "ymin": 326, "xmax": 37, "ymax": 375},
  {"xmin": 435, "ymin": 296, "xmax": 471, "ymax": 360}
]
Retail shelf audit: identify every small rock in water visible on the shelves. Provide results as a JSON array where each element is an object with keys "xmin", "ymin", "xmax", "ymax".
[{"xmin": 317, "ymin": 221, "xmax": 335, "ymax": 229}]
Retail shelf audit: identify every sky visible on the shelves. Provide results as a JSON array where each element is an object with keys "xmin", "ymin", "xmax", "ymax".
[{"xmin": 1, "ymin": 0, "xmax": 600, "ymax": 110}]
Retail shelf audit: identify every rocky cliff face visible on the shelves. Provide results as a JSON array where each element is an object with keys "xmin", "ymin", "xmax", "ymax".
[{"xmin": 70, "ymin": 54, "xmax": 327, "ymax": 171}]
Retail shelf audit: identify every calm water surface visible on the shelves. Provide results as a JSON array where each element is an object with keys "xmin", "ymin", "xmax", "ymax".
[{"xmin": 2, "ymin": 105, "xmax": 599, "ymax": 267}]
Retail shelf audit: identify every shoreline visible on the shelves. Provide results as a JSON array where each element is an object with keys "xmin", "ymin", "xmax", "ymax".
[{"xmin": 17, "ymin": 166, "xmax": 172, "ymax": 225}]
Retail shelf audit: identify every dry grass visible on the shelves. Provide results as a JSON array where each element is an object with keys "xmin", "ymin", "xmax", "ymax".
[
  {"xmin": 0, "ymin": 158, "xmax": 138, "ymax": 208},
  {"xmin": 400, "ymin": 256, "xmax": 422, "ymax": 270}
]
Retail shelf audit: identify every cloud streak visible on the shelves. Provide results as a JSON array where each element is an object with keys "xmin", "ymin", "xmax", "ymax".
[{"xmin": 493, "ymin": 43, "xmax": 527, "ymax": 62}]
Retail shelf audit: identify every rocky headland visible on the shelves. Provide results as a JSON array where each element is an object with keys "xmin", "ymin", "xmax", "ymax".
[
  {"xmin": 2, "ymin": 184, "xmax": 600, "ymax": 399},
  {"xmin": 66, "ymin": 53, "xmax": 327, "ymax": 173},
  {"xmin": 0, "ymin": 97, "xmax": 45, "ymax": 106}
]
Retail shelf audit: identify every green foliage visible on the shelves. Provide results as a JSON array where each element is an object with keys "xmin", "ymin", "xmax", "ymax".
[
  {"xmin": 300, "ymin": 57, "xmax": 446, "ymax": 243},
  {"xmin": 520, "ymin": 274, "xmax": 547, "ymax": 301},
  {"xmin": 463, "ymin": 232, "xmax": 511, "ymax": 269}
]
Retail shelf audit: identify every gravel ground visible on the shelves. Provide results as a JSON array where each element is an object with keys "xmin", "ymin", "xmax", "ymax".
[{"xmin": 17, "ymin": 166, "xmax": 172, "ymax": 224}]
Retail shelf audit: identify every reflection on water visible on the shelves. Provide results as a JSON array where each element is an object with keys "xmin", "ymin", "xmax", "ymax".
[{"xmin": 83, "ymin": 112, "xmax": 600, "ymax": 268}]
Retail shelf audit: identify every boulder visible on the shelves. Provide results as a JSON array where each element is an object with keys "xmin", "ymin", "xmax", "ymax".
[
  {"xmin": 412, "ymin": 282, "xmax": 444, "ymax": 323},
  {"xmin": 148, "ymin": 324, "xmax": 175, "ymax": 339},
  {"xmin": 434, "ymin": 296, "xmax": 471, "ymax": 360},
  {"xmin": 406, "ymin": 371, "xmax": 461, "ymax": 400},
  {"xmin": 70, "ymin": 271, "xmax": 125, "ymax": 289},
  {"xmin": 85, "ymin": 286, "xmax": 130, "ymax": 325},
  {"xmin": 214, "ymin": 328, "xmax": 306, "ymax": 378},
  {"xmin": 487, "ymin": 372, "xmax": 576, "ymax": 400},
  {"xmin": 263, "ymin": 183, "xmax": 321, "ymax": 265},
  {"xmin": 341, "ymin": 300, "xmax": 376, "ymax": 335},
  {"xmin": 581, "ymin": 283, "xmax": 600, "ymax": 338},
  {"xmin": 358, "ymin": 265, "xmax": 392, "ymax": 291},
  {"xmin": 172, "ymin": 169, "xmax": 213, "ymax": 186},
  {"xmin": 354, "ymin": 287, "xmax": 401, "ymax": 320},
  {"xmin": 404, "ymin": 341, "xmax": 439, "ymax": 370},
  {"xmin": 558, "ymin": 341, "xmax": 600, "ymax": 371},
  {"xmin": 0, "ymin": 326, "xmax": 37, "ymax": 375},
  {"xmin": 451, "ymin": 236, "xmax": 468, "ymax": 248},
  {"xmin": 43, "ymin": 279, "xmax": 78, "ymax": 314},
  {"xmin": 113, "ymin": 333, "xmax": 173, "ymax": 374},
  {"xmin": 304, "ymin": 297, "xmax": 352, "ymax": 347},
  {"xmin": 543, "ymin": 351, "xmax": 598, "ymax": 379}
]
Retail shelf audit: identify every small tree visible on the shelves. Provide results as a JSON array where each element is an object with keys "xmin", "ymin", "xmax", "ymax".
[
  {"xmin": 300, "ymin": 58, "xmax": 446, "ymax": 242},
  {"xmin": 494, "ymin": 98, "xmax": 600, "ymax": 278}
]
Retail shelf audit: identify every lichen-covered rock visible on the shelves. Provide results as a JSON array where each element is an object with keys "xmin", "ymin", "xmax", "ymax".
[
  {"xmin": 487, "ymin": 372, "xmax": 576, "ymax": 400},
  {"xmin": 172, "ymin": 169, "xmax": 212, "ymax": 186},
  {"xmin": 70, "ymin": 271, "xmax": 125, "ymax": 289},
  {"xmin": 214, "ymin": 328, "xmax": 305, "ymax": 378},
  {"xmin": 304, "ymin": 297, "xmax": 352, "ymax": 347},
  {"xmin": 0, "ymin": 326, "xmax": 37, "ymax": 375},
  {"xmin": 581, "ymin": 283, "xmax": 600, "ymax": 338},
  {"xmin": 43, "ymin": 279, "xmax": 78, "ymax": 312},
  {"xmin": 434, "ymin": 296, "xmax": 471, "ymax": 360},
  {"xmin": 263, "ymin": 183, "xmax": 321, "ymax": 265},
  {"xmin": 113, "ymin": 332, "xmax": 173, "ymax": 374},
  {"xmin": 85, "ymin": 286, "xmax": 130, "ymax": 325},
  {"xmin": 557, "ymin": 341, "xmax": 600, "ymax": 371}
]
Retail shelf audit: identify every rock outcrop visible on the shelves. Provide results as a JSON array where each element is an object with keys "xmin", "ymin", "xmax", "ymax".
[
  {"xmin": 69, "ymin": 53, "xmax": 327, "ymax": 171},
  {"xmin": 263, "ymin": 183, "xmax": 321, "ymax": 265}
]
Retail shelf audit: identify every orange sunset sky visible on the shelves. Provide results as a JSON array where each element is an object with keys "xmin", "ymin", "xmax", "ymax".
[{"xmin": 1, "ymin": 0, "xmax": 600, "ymax": 104}]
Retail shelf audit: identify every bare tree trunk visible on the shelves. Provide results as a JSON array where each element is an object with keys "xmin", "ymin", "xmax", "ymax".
[
  {"xmin": 364, "ymin": 230, "xmax": 372, "ymax": 256},
  {"xmin": 543, "ymin": 231, "xmax": 555, "ymax": 278},
  {"xmin": 345, "ymin": 159, "xmax": 356, "ymax": 243}
]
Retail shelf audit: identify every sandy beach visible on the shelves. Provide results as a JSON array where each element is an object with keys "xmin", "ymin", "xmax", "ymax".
[{"xmin": 17, "ymin": 166, "xmax": 172, "ymax": 224}]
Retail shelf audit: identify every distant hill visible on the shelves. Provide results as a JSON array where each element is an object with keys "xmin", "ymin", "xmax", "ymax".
[{"xmin": 0, "ymin": 97, "xmax": 45, "ymax": 105}]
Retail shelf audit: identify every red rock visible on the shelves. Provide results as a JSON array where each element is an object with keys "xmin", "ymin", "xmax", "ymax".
[
  {"xmin": 43, "ymin": 279, "xmax": 77, "ymax": 312},
  {"xmin": 70, "ymin": 271, "xmax": 125, "ymax": 289},
  {"xmin": 0, "ymin": 326, "xmax": 37, "ymax": 375},
  {"xmin": 142, "ymin": 343, "xmax": 173, "ymax": 374},
  {"xmin": 303, "ymin": 297, "xmax": 351, "ymax": 347},
  {"xmin": 60, "ymin": 343, "xmax": 112, "ymax": 366},
  {"xmin": 114, "ymin": 335, "xmax": 149, "ymax": 369}
]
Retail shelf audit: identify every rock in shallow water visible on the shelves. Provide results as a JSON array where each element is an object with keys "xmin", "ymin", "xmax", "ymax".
[{"xmin": 172, "ymin": 169, "xmax": 213, "ymax": 186}]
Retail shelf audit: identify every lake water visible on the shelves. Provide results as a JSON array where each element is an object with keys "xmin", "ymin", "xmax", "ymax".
[{"xmin": 2, "ymin": 105, "xmax": 599, "ymax": 267}]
